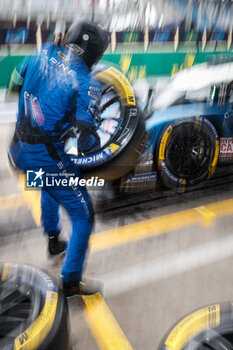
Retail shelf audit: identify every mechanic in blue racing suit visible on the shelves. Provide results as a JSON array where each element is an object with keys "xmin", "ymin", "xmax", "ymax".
[{"xmin": 8, "ymin": 21, "xmax": 109, "ymax": 296}]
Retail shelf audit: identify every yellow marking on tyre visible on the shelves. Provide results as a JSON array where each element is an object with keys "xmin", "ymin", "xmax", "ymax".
[
  {"xmin": 90, "ymin": 197, "xmax": 233, "ymax": 252},
  {"xmin": 164, "ymin": 304, "xmax": 220, "ymax": 350},
  {"xmin": 158, "ymin": 125, "xmax": 172, "ymax": 166},
  {"xmin": 82, "ymin": 293, "xmax": 134, "ymax": 350},
  {"xmin": 14, "ymin": 291, "xmax": 58, "ymax": 350},
  {"xmin": 1, "ymin": 263, "xmax": 10, "ymax": 281},
  {"xmin": 110, "ymin": 143, "xmax": 120, "ymax": 152},
  {"xmin": 208, "ymin": 140, "xmax": 220, "ymax": 179},
  {"xmin": 180, "ymin": 179, "xmax": 186, "ymax": 194},
  {"xmin": 96, "ymin": 67, "xmax": 136, "ymax": 106},
  {"xmin": 194, "ymin": 115, "xmax": 200, "ymax": 129}
]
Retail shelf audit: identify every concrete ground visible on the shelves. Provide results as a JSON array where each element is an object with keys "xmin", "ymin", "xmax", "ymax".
[{"xmin": 1, "ymin": 113, "xmax": 233, "ymax": 349}]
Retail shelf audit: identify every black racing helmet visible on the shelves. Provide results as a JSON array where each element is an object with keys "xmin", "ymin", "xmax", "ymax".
[{"xmin": 66, "ymin": 21, "xmax": 110, "ymax": 68}]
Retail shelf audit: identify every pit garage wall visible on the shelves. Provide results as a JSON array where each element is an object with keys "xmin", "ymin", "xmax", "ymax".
[{"xmin": 0, "ymin": 51, "xmax": 233, "ymax": 87}]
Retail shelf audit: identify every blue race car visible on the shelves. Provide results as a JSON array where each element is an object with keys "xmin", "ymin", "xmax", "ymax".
[{"xmin": 65, "ymin": 62, "xmax": 233, "ymax": 194}]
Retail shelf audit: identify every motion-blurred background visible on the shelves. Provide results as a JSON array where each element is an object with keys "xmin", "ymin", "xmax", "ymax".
[
  {"xmin": 1, "ymin": 0, "xmax": 233, "ymax": 90},
  {"xmin": 2, "ymin": 3, "xmax": 233, "ymax": 349}
]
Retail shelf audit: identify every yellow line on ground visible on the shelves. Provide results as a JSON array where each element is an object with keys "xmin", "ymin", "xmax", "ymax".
[
  {"xmin": 17, "ymin": 173, "xmax": 41, "ymax": 226},
  {"xmin": 90, "ymin": 209, "xmax": 198, "ymax": 252},
  {"xmin": 90, "ymin": 198, "xmax": 233, "ymax": 253},
  {"xmin": 82, "ymin": 293, "xmax": 134, "ymax": 350},
  {"xmin": 194, "ymin": 206, "xmax": 216, "ymax": 219},
  {"xmin": 194, "ymin": 206, "xmax": 216, "ymax": 227},
  {"xmin": 0, "ymin": 193, "xmax": 25, "ymax": 210}
]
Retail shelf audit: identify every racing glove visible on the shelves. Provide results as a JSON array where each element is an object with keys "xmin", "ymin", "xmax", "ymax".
[
  {"xmin": 77, "ymin": 120, "xmax": 100, "ymax": 153},
  {"xmin": 61, "ymin": 120, "xmax": 100, "ymax": 153}
]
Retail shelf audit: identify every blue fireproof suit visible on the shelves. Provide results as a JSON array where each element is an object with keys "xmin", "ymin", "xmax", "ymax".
[{"xmin": 9, "ymin": 44, "xmax": 101, "ymax": 282}]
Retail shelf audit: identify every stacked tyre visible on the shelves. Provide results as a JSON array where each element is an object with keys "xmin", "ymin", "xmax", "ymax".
[
  {"xmin": 0, "ymin": 263, "xmax": 69, "ymax": 350},
  {"xmin": 159, "ymin": 302, "xmax": 233, "ymax": 350}
]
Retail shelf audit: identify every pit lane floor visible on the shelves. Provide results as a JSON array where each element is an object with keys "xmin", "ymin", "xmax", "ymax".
[{"xmin": 1, "ymin": 122, "xmax": 233, "ymax": 349}]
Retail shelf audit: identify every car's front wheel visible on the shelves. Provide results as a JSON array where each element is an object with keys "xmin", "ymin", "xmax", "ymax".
[{"xmin": 157, "ymin": 117, "xmax": 219, "ymax": 192}]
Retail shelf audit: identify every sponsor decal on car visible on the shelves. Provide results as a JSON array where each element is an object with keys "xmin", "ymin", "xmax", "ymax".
[
  {"xmin": 220, "ymin": 137, "xmax": 233, "ymax": 153},
  {"xmin": 126, "ymin": 172, "xmax": 157, "ymax": 183},
  {"xmin": 122, "ymin": 171, "xmax": 157, "ymax": 193},
  {"xmin": 219, "ymin": 137, "xmax": 233, "ymax": 162}
]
